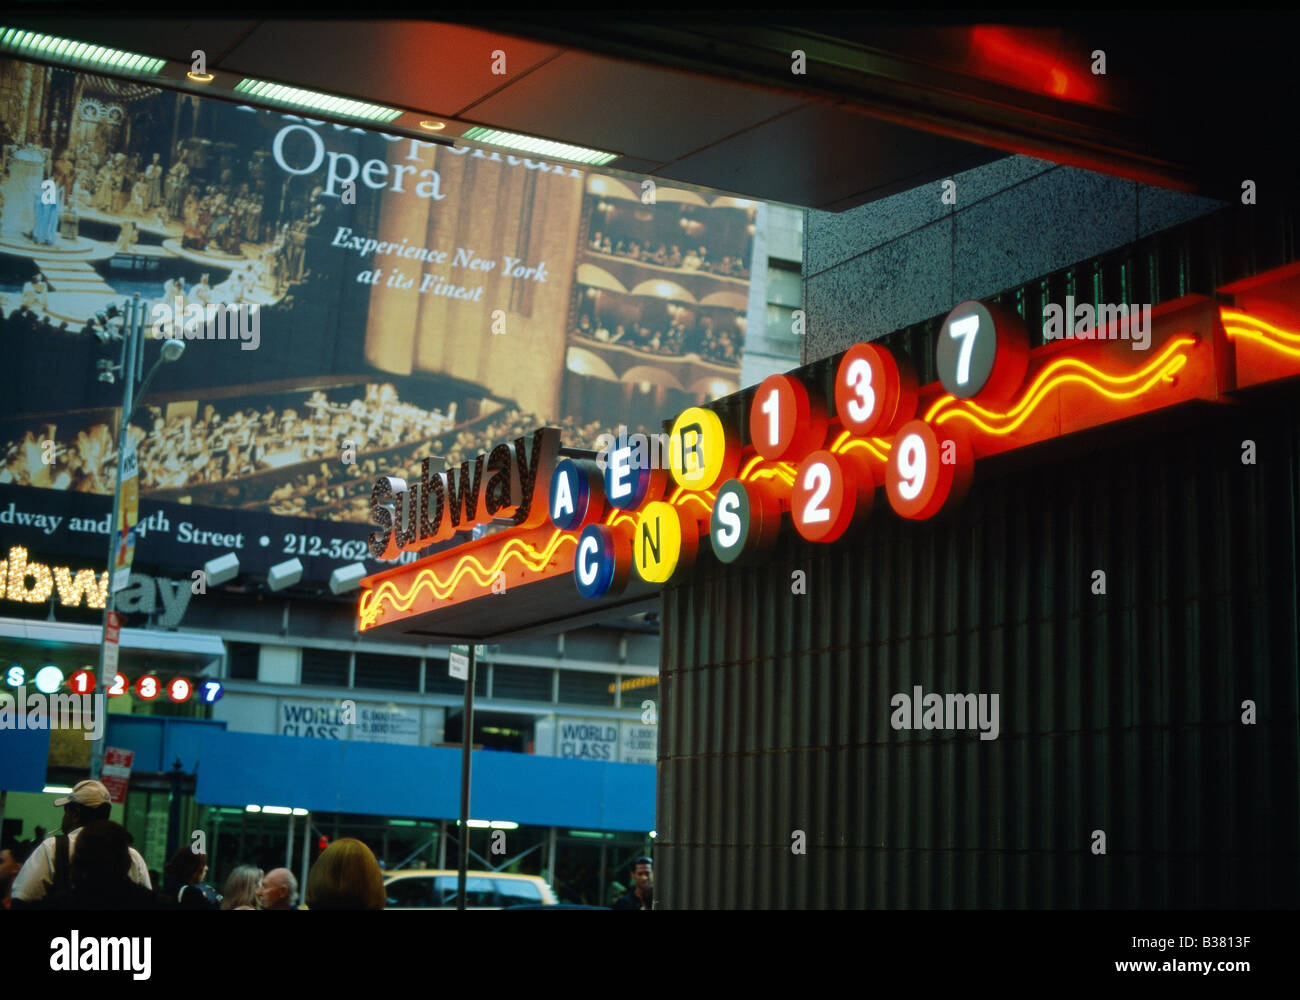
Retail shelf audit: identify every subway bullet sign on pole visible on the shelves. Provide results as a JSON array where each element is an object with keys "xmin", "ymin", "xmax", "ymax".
[{"xmin": 358, "ymin": 265, "xmax": 1300, "ymax": 630}]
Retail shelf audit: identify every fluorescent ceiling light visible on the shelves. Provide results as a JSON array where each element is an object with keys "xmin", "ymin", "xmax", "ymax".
[
  {"xmin": 261, "ymin": 805, "xmax": 293, "ymax": 815},
  {"xmin": 0, "ymin": 28, "xmax": 165, "ymax": 75},
  {"xmin": 43, "ymin": 785, "xmax": 74, "ymax": 795},
  {"xmin": 461, "ymin": 125, "xmax": 617, "ymax": 166},
  {"xmin": 291, "ymin": 808, "xmax": 308, "ymax": 816},
  {"xmin": 245, "ymin": 805, "xmax": 261, "ymax": 813},
  {"xmin": 234, "ymin": 77, "xmax": 401, "ymax": 123}
]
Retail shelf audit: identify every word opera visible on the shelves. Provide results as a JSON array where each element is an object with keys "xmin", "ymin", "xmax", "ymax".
[{"xmin": 358, "ymin": 263, "xmax": 1300, "ymax": 632}]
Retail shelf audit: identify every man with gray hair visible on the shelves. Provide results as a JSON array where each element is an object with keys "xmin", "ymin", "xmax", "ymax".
[{"xmin": 256, "ymin": 867, "xmax": 299, "ymax": 910}]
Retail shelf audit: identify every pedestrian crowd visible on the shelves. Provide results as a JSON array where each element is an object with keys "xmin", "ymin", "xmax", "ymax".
[
  {"xmin": 1, "ymin": 781, "xmax": 387, "ymax": 911},
  {"xmin": 1, "ymin": 781, "xmax": 655, "ymax": 911}
]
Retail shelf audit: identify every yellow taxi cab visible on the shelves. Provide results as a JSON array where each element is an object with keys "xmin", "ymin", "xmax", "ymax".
[{"xmin": 382, "ymin": 869, "xmax": 558, "ymax": 909}]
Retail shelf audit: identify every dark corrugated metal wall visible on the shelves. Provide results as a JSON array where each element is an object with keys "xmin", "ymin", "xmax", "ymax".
[{"xmin": 658, "ymin": 399, "xmax": 1300, "ymax": 908}]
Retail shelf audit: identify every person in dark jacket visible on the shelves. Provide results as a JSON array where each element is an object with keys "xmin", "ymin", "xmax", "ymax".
[
  {"xmin": 163, "ymin": 845, "xmax": 221, "ymax": 909},
  {"xmin": 41, "ymin": 821, "xmax": 160, "ymax": 910},
  {"xmin": 611, "ymin": 857, "xmax": 654, "ymax": 910}
]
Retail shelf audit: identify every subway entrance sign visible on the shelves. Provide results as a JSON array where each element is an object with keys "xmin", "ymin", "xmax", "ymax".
[{"xmin": 359, "ymin": 265, "xmax": 1300, "ymax": 640}]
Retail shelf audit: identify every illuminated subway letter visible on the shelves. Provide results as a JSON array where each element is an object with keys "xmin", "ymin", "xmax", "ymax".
[
  {"xmin": 669, "ymin": 406, "xmax": 738, "ymax": 491},
  {"xmin": 421, "ymin": 458, "xmax": 455, "ymax": 543},
  {"xmin": 509, "ymin": 427, "xmax": 560, "ymax": 528},
  {"xmin": 750, "ymin": 374, "xmax": 827, "ymax": 461},
  {"xmin": 605, "ymin": 438, "xmax": 667, "ymax": 511},
  {"xmin": 834, "ymin": 343, "xmax": 918, "ymax": 436},
  {"xmin": 484, "ymin": 442, "xmax": 519, "ymax": 520},
  {"xmin": 5, "ymin": 547, "xmax": 53, "ymax": 603},
  {"xmin": 632, "ymin": 501, "xmax": 698, "ymax": 584},
  {"xmin": 443, "ymin": 454, "xmax": 487, "ymax": 532},
  {"xmin": 709, "ymin": 479, "xmax": 781, "ymax": 564},
  {"xmin": 936, "ymin": 300, "xmax": 1029, "ymax": 404},
  {"xmin": 885, "ymin": 420, "xmax": 974, "ymax": 520},
  {"xmin": 574, "ymin": 523, "xmax": 631, "ymax": 598},
  {"xmin": 791, "ymin": 450, "xmax": 873, "ymax": 543},
  {"xmin": 549, "ymin": 458, "xmax": 605, "ymax": 531},
  {"xmin": 367, "ymin": 476, "xmax": 406, "ymax": 559}
]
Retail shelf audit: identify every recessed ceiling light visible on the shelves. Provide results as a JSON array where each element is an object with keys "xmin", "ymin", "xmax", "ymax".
[
  {"xmin": 419, "ymin": 120, "xmax": 446, "ymax": 131},
  {"xmin": 187, "ymin": 71, "xmax": 215, "ymax": 83},
  {"xmin": 461, "ymin": 125, "xmax": 618, "ymax": 166}
]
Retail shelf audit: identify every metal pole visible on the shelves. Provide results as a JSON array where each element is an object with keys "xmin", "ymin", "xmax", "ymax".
[
  {"xmin": 546, "ymin": 826, "xmax": 556, "ymax": 888},
  {"xmin": 598, "ymin": 841, "xmax": 606, "ymax": 907},
  {"xmin": 210, "ymin": 813, "xmax": 219, "ymax": 884},
  {"xmin": 299, "ymin": 812, "xmax": 310, "ymax": 902},
  {"xmin": 90, "ymin": 298, "xmax": 138, "ymax": 781},
  {"xmin": 165, "ymin": 757, "xmax": 183, "ymax": 861},
  {"xmin": 285, "ymin": 813, "xmax": 295, "ymax": 870},
  {"xmin": 438, "ymin": 820, "xmax": 447, "ymax": 869},
  {"xmin": 456, "ymin": 643, "xmax": 476, "ymax": 911}
]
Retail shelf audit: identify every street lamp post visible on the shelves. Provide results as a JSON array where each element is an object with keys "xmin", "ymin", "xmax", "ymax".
[{"xmin": 89, "ymin": 294, "xmax": 184, "ymax": 780}]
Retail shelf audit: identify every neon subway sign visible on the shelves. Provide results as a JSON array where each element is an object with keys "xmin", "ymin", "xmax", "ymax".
[{"xmin": 358, "ymin": 267, "xmax": 1300, "ymax": 631}]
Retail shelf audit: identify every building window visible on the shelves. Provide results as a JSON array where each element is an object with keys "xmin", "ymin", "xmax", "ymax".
[
  {"xmin": 354, "ymin": 653, "xmax": 420, "ymax": 692},
  {"xmin": 490, "ymin": 664, "xmax": 555, "ymax": 702},
  {"xmin": 558, "ymin": 669, "xmax": 618, "ymax": 707},
  {"xmin": 765, "ymin": 262, "xmax": 803, "ymax": 307},
  {"xmin": 610, "ymin": 675, "xmax": 659, "ymax": 705},
  {"xmin": 227, "ymin": 642, "xmax": 258, "ymax": 680},
  {"xmin": 301, "ymin": 648, "xmax": 349, "ymax": 687}
]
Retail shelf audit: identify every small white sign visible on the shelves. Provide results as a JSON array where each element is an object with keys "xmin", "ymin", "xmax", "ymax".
[
  {"xmin": 620, "ymin": 722, "xmax": 658, "ymax": 764},
  {"xmin": 448, "ymin": 650, "xmax": 468, "ymax": 681}
]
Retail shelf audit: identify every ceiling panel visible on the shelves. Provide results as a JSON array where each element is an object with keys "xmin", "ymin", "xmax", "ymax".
[
  {"xmin": 6, "ymin": 17, "xmax": 257, "ymax": 63},
  {"xmin": 220, "ymin": 21, "xmax": 562, "ymax": 118},
  {"xmin": 653, "ymin": 102, "xmax": 1003, "ymax": 210},
  {"xmin": 467, "ymin": 50, "xmax": 806, "ymax": 163}
]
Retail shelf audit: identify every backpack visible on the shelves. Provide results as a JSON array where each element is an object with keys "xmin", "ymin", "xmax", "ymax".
[{"xmin": 31, "ymin": 834, "xmax": 75, "ymax": 909}]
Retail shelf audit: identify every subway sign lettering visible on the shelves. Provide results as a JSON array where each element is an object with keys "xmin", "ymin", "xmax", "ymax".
[
  {"xmin": 367, "ymin": 427, "xmax": 559, "ymax": 559},
  {"xmin": 359, "ymin": 278, "xmax": 1300, "ymax": 629}
]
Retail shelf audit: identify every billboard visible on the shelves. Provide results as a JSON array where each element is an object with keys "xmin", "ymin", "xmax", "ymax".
[{"xmin": 0, "ymin": 56, "xmax": 761, "ymax": 582}]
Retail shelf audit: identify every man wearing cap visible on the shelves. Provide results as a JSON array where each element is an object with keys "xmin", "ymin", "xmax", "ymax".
[{"xmin": 9, "ymin": 780, "xmax": 151, "ymax": 905}]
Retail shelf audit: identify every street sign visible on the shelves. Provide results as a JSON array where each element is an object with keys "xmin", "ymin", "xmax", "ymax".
[
  {"xmin": 112, "ymin": 440, "xmax": 139, "ymax": 593},
  {"xmin": 449, "ymin": 646, "xmax": 468, "ymax": 681},
  {"xmin": 102, "ymin": 610, "xmax": 121, "ymax": 683},
  {"xmin": 101, "ymin": 747, "xmax": 134, "ymax": 803}
]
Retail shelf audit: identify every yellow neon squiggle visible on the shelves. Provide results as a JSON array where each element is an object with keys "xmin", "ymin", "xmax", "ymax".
[
  {"xmin": 1225, "ymin": 326, "xmax": 1300, "ymax": 360},
  {"xmin": 1221, "ymin": 309, "xmax": 1300, "ymax": 344},
  {"xmin": 832, "ymin": 435, "xmax": 891, "ymax": 463},
  {"xmin": 923, "ymin": 336, "xmax": 1196, "ymax": 431},
  {"xmin": 360, "ymin": 531, "xmax": 576, "ymax": 625},
  {"xmin": 935, "ymin": 354, "xmax": 1189, "ymax": 436}
]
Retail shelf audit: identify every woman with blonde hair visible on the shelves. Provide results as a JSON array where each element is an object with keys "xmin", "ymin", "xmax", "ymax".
[
  {"xmin": 220, "ymin": 866, "xmax": 262, "ymax": 910},
  {"xmin": 305, "ymin": 838, "xmax": 386, "ymax": 910}
]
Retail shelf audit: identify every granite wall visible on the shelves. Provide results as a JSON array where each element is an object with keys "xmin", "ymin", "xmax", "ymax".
[{"xmin": 802, "ymin": 156, "xmax": 1224, "ymax": 364}]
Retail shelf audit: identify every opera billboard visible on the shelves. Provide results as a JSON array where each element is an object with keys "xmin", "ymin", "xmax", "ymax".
[{"xmin": 0, "ymin": 55, "xmax": 762, "ymax": 582}]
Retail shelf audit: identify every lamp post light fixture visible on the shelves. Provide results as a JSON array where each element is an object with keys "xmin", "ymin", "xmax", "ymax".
[{"xmin": 89, "ymin": 295, "xmax": 184, "ymax": 781}]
